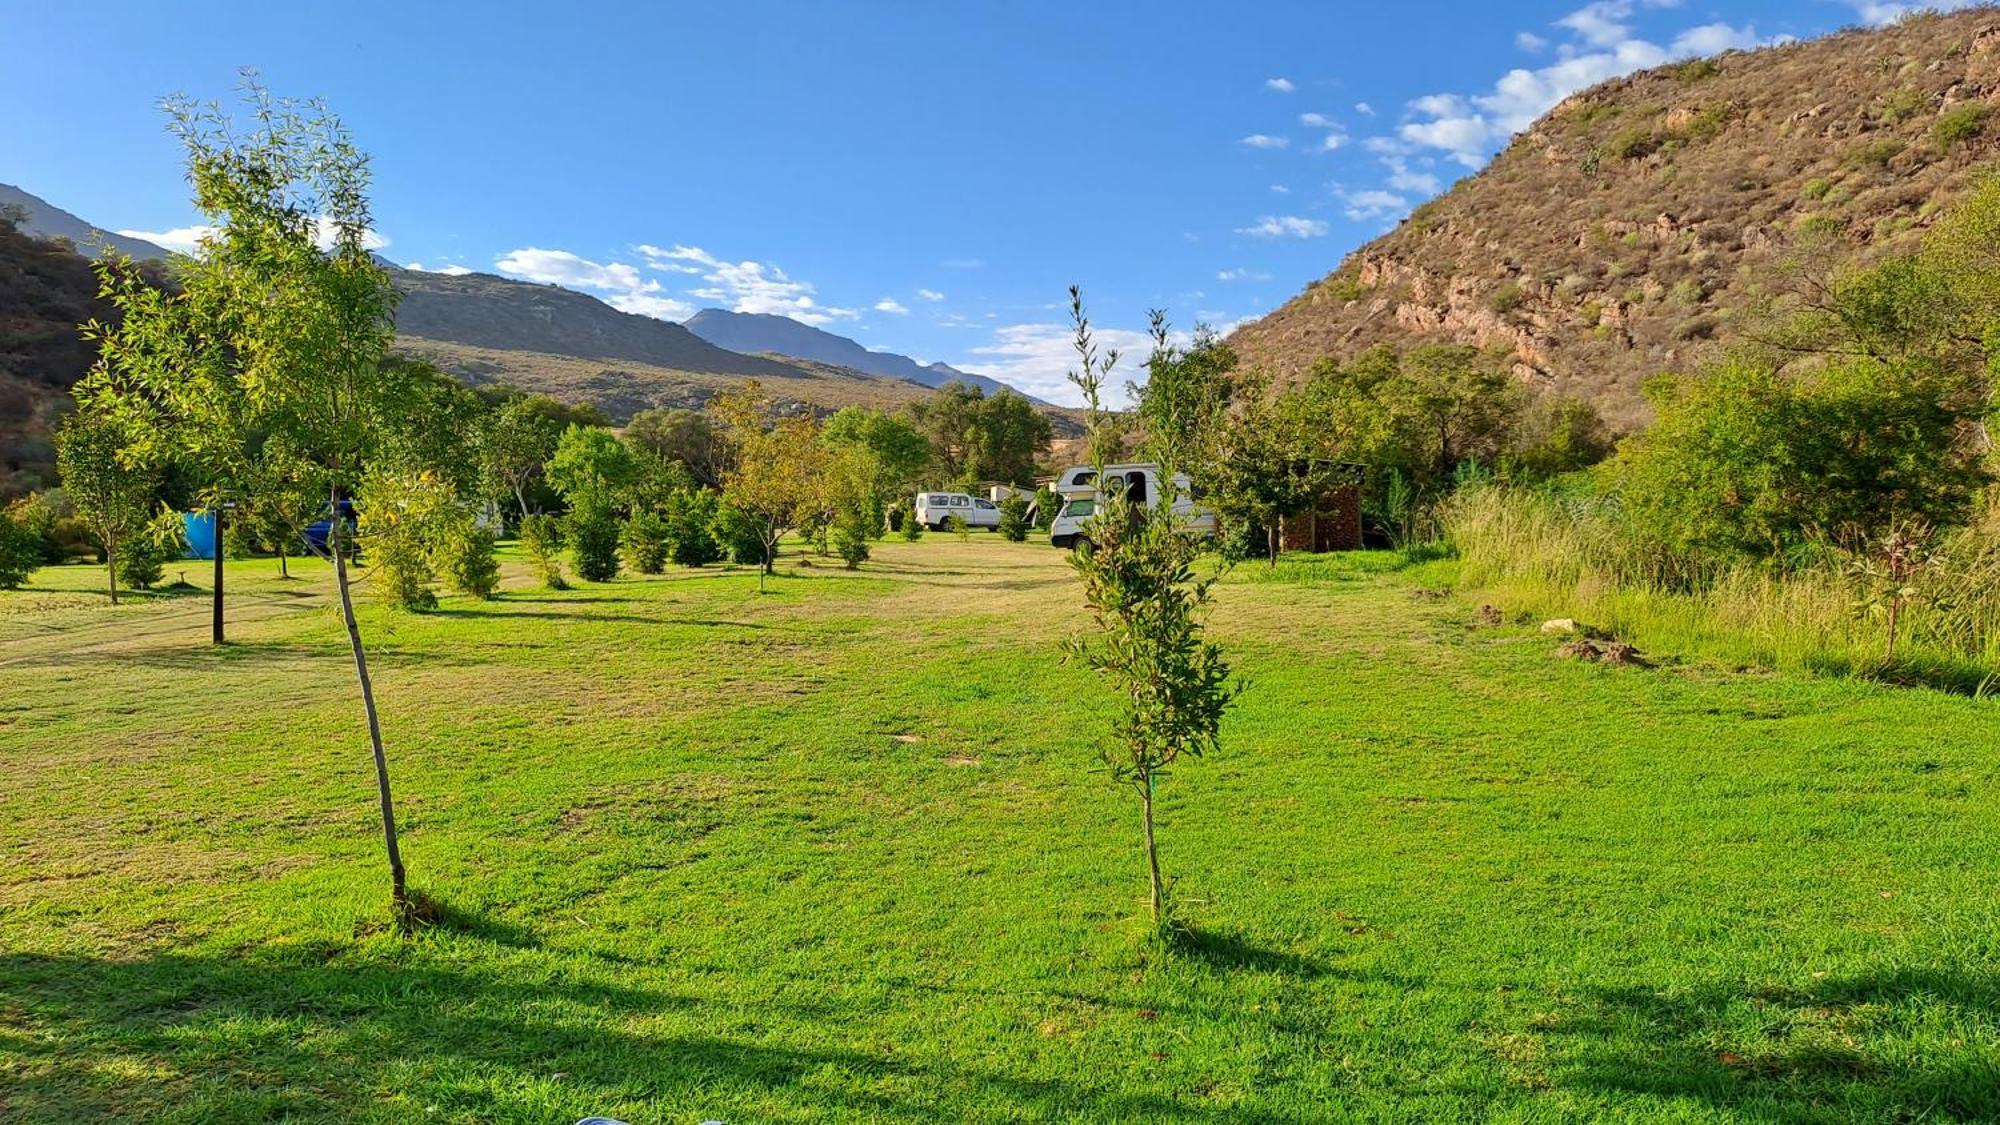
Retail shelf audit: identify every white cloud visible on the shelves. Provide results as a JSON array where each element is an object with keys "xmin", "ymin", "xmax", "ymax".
[
  {"xmin": 874, "ymin": 297, "xmax": 910, "ymax": 315},
  {"xmin": 1381, "ymin": 156, "xmax": 1442, "ymax": 196},
  {"xmin": 116, "ymin": 225, "xmax": 216, "ymax": 254},
  {"xmin": 1265, "ymin": 77, "xmax": 1296, "ymax": 93},
  {"xmin": 496, "ymin": 247, "xmax": 650, "ymax": 293},
  {"xmin": 117, "ymin": 216, "xmax": 387, "ymax": 255},
  {"xmin": 404, "ymin": 261, "xmax": 474, "ymax": 276},
  {"xmin": 1319, "ymin": 133, "xmax": 1348, "ymax": 152},
  {"xmin": 1270, "ymin": 184, "xmax": 1291, "ymax": 193},
  {"xmin": 958, "ymin": 321, "xmax": 1160, "ymax": 407},
  {"xmin": 917, "ymin": 288, "xmax": 946, "ymax": 301},
  {"xmin": 1240, "ymin": 133, "xmax": 1290, "ymax": 149},
  {"xmin": 634, "ymin": 243, "xmax": 858, "ymax": 325},
  {"xmin": 1341, "ymin": 189, "xmax": 1411, "ymax": 221},
  {"xmin": 1237, "ymin": 215, "xmax": 1330, "ymax": 239},
  {"xmin": 606, "ymin": 292, "xmax": 696, "ymax": 320},
  {"xmin": 1516, "ymin": 31, "xmax": 1549, "ymax": 51},
  {"xmin": 1669, "ymin": 22, "xmax": 1763, "ymax": 56},
  {"xmin": 1300, "ymin": 112, "xmax": 1338, "ymax": 128},
  {"xmin": 1217, "ymin": 268, "xmax": 1272, "ymax": 282},
  {"xmin": 633, "ymin": 244, "xmax": 702, "ymax": 273},
  {"xmin": 1354, "ymin": 102, "xmax": 1376, "ymax": 117}
]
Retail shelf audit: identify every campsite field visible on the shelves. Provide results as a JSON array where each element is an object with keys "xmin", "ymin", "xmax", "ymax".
[{"xmin": 3, "ymin": 536, "xmax": 1999, "ymax": 1122}]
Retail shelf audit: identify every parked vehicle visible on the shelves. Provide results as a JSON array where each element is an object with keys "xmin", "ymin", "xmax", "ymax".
[
  {"xmin": 914, "ymin": 491, "xmax": 1001, "ymax": 531},
  {"xmin": 1048, "ymin": 463, "xmax": 1215, "ymax": 550}
]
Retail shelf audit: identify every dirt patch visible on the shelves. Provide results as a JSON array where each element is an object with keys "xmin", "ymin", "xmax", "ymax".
[
  {"xmin": 942, "ymin": 754, "xmax": 981, "ymax": 767},
  {"xmin": 1556, "ymin": 637, "xmax": 1651, "ymax": 667}
]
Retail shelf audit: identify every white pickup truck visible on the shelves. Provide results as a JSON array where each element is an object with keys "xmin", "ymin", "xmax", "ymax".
[{"xmin": 914, "ymin": 491, "xmax": 1001, "ymax": 531}]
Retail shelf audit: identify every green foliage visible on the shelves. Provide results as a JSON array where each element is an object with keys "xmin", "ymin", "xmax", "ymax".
[
  {"xmin": 1130, "ymin": 314, "xmax": 1235, "ymax": 473},
  {"xmin": 54, "ymin": 410, "xmax": 155, "ymax": 601},
  {"xmin": 1847, "ymin": 138, "xmax": 1904, "ymax": 168},
  {"xmin": 1673, "ymin": 58, "xmax": 1720, "ymax": 83},
  {"xmin": 1489, "ymin": 282, "xmax": 1525, "ymax": 314},
  {"xmin": 1506, "ymin": 397, "xmax": 1613, "ymax": 483},
  {"xmin": 946, "ymin": 512, "xmax": 969, "ymax": 540},
  {"xmin": 567, "ymin": 505, "xmax": 622, "ymax": 583},
  {"xmin": 440, "ymin": 522, "xmax": 500, "ymax": 599},
  {"xmin": 1604, "ymin": 126, "xmax": 1658, "ymax": 160},
  {"xmin": 0, "ymin": 508, "xmax": 38, "ymax": 588},
  {"xmin": 1879, "ymin": 87, "xmax": 1927, "ymax": 123},
  {"xmin": 1033, "ymin": 486, "xmax": 1060, "ymax": 531},
  {"xmin": 907, "ymin": 382, "xmax": 1053, "ymax": 487},
  {"xmin": 664, "ymin": 489, "xmax": 723, "ymax": 567},
  {"xmin": 519, "ymin": 513, "xmax": 569, "ymax": 589},
  {"xmin": 361, "ymin": 469, "xmax": 459, "ymax": 611},
  {"xmin": 899, "ymin": 511, "xmax": 925, "ymax": 541},
  {"xmin": 546, "ymin": 425, "xmax": 638, "ymax": 514},
  {"xmin": 823, "ymin": 406, "xmax": 933, "ymax": 499},
  {"xmin": 1062, "ymin": 287, "xmax": 1239, "ymax": 925},
  {"xmin": 623, "ymin": 407, "xmax": 728, "ymax": 488},
  {"xmin": 997, "ymin": 495, "xmax": 1032, "ymax": 542},
  {"xmin": 1801, "ymin": 177, "xmax": 1834, "ymax": 201},
  {"xmin": 709, "ymin": 500, "xmax": 768, "ymax": 566},
  {"xmin": 830, "ymin": 502, "xmax": 874, "ymax": 569},
  {"xmin": 622, "ymin": 510, "xmax": 671, "ymax": 574},
  {"xmin": 717, "ymin": 384, "xmax": 826, "ymax": 576},
  {"xmin": 1934, "ymin": 102, "xmax": 1987, "ymax": 150}
]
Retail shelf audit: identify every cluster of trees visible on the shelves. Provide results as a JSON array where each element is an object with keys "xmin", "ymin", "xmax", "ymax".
[{"xmin": 1132, "ymin": 326, "xmax": 1612, "ymax": 562}]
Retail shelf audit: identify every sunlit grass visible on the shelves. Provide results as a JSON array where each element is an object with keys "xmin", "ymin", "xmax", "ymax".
[{"xmin": 4, "ymin": 536, "xmax": 2000, "ymax": 1121}]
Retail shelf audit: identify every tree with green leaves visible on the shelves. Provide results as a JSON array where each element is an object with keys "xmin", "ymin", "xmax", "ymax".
[
  {"xmin": 54, "ymin": 411, "xmax": 154, "ymax": 605},
  {"xmin": 907, "ymin": 382, "xmax": 1053, "ymax": 488},
  {"xmin": 0, "ymin": 507, "xmax": 38, "ymax": 589},
  {"xmin": 1130, "ymin": 315, "xmax": 1235, "ymax": 476},
  {"xmin": 546, "ymin": 424, "xmax": 638, "ymax": 582},
  {"xmin": 83, "ymin": 78, "xmax": 422, "ymax": 922},
  {"xmin": 1061, "ymin": 287, "xmax": 1239, "ymax": 926},
  {"xmin": 625, "ymin": 406, "xmax": 731, "ymax": 488},
  {"xmin": 717, "ymin": 383, "xmax": 826, "ymax": 585},
  {"xmin": 823, "ymin": 405, "xmax": 933, "ymax": 505}
]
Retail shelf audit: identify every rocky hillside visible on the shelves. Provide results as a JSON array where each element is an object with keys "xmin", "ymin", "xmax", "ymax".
[
  {"xmin": 683, "ymin": 308, "xmax": 1031, "ymax": 401},
  {"xmin": 1229, "ymin": 7, "xmax": 2000, "ymax": 429}
]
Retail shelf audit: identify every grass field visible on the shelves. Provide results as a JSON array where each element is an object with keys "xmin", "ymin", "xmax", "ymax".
[{"xmin": 4, "ymin": 536, "xmax": 2000, "ymax": 1122}]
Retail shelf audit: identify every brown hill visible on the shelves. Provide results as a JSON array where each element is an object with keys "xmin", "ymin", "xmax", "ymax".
[{"xmin": 1229, "ymin": 7, "xmax": 2000, "ymax": 430}]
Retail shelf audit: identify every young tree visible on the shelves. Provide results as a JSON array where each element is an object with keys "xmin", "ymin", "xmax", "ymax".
[
  {"xmin": 54, "ymin": 411, "xmax": 153, "ymax": 604},
  {"xmin": 1062, "ymin": 287, "xmax": 1239, "ymax": 926},
  {"xmin": 625, "ymin": 406, "xmax": 731, "ymax": 488},
  {"xmin": 1131, "ymin": 316, "xmax": 1235, "ymax": 476},
  {"xmin": 91, "ymin": 79, "xmax": 422, "ymax": 921},
  {"xmin": 717, "ymin": 383, "xmax": 826, "ymax": 585},
  {"xmin": 546, "ymin": 425, "xmax": 638, "ymax": 582},
  {"xmin": 482, "ymin": 397, "xmax": 563, "ymax": 521}
]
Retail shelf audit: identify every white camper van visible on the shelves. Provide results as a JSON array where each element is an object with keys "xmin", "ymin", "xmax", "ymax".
[
  {"xmin": 914, "ymin": 491, "xmax": 1001, "ymax": 531},
  {"xmin": 1047, "ymin": 463, "xmax": 1215, "ymax": 550}
]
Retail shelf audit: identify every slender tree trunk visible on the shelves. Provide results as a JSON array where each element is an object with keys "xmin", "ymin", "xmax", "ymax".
[
  {"xmin": 1886, "ymin": 597, "xmax": 1901, "ymax": 663},
  {"xmin": 106, "ymin": 531, "xmax": 119, "ymax": 606},
  {"xmin": 515, "ymin": 485, "xmax": 530, "ymax": 523},
  {"xmin": 1140, "ymin": 770, "xmax": 1164, "ymax": 923},
  {"xmin": 332, "ymin": 505, "xmax": 410, "ymax": 920},
  {"xmin": 278, "ymin": 543, "xmax": 290, "ymax": 579},
  {"xmin": 212, "ymin": 507, "xmax": 225, "ymax": 645},
  {"xmin": 1267, "ymin": 522, "xmax": 1279, "ymax": 567}
]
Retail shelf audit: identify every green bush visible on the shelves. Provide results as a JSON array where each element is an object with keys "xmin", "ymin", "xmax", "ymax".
[
  {"xmin": 946, "ymin": 512, "xmax": 969, "ymax": 540},
  {"xmin": 831, "ymin": 504, "xmax": 873, "ymax": 569},
  {"xmin": 1934, "ymin": 102, "xmax": 1987, "ymax": 150},
  {"xmin": 997, "ymin": 495, "xmax": 1031, "ymax": 541},
  {"xmin": 665, "ymin": 489, "xmax": 723, "ymax": 567},
  {"xmin": 710, "ymin": 501, "xmax": 767, "ymax": 566},
  {"xmin": 899, "ymin": 513, "xmax": 924, "ymax": 541},
  {"xmin": 116, "ymin": 538, "xmax": 169, "ymax": 592},
  {"xmin": 1488, "ymin": 282, "xmax": 1525, "ymax": 315},
  {"xmin": 1034, "ymin": 486, "xmax": 1061, "ymax": 531},
  {"xmin": 1604, "ymin": 126, "xmax": 1657, "ymax": 160},
  {"xmin": 568, "ymin": 506, "xmax": 622, "ymax": 582},
  {"xmin": 622, "ymin": 510, "xmax": 670, "ymax": 574},
  {"xmin": 0, "ymin": 510, "xmax": 41, "ymax": 589},
  {"xmin": 441, "ymin": 523, "xmax": 500, "ymax": 599},
  {"xmin": 519, "ymin": 513, "xmax": 569, "ymax": 589}
]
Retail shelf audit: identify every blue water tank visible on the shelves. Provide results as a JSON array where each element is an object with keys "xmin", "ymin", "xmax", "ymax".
[{"xmin": 183, "ymin": 511, "xmax": 219, "ymax": 560}]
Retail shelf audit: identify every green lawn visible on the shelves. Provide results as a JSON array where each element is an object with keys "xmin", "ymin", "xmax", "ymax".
[{"xmin": 3, "ymin": 537, "xmax": 1999, "ymax": 1122}]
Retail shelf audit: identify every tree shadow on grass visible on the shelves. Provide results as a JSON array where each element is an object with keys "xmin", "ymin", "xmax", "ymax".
[
  {"xmin": 0, "ymin": 948, "xmax": 1281, "ymax": 1123},
  {"xmin": 1166, "ymin": 925, "xmax": 1331, "ymax": 979},
  {"xmin": 433, "ymin": 607, "xmax": 771, "ymax": 630},
  {"xmin": 1542, "ymin": 967, "xmax": 2000, "ymax": 1121}
]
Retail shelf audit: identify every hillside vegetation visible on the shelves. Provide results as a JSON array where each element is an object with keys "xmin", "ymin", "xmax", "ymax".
[{"xmin": 1231, "ymin": 7, "xmax": 2000, "ymax": 429}]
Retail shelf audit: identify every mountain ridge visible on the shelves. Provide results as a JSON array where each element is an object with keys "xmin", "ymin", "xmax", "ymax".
[
  {"xmin": 683, "ymin": 307, "xmax": 1036, "ymax": 402},
  {"xmin": 0, "ymin": 183, "xmax": 170, "ymax": 261}
]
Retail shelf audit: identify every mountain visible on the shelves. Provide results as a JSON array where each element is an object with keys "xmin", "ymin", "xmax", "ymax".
[
  {"xmin": 0, "ymin": 183, "xmax": 169, "ymax": 261},
  {"xmin": 1228, "ymin": 7, "xmax": 2000, "ymax": 430},
  {"xmin": 683, "ymin": 307, "xmax": 1036, "ymax": 401},
  {"xmin": 0, "ymin": 214, "xmax": 159, "ymax": 495}
]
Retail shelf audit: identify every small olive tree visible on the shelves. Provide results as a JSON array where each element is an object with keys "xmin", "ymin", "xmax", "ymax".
[
  {"xmin": 1061, "ymin": 287, "xmax": 1240, "ymax": 926},
  {"xmin": 717, "ymin": 383, "xmax": 825, "ymax": 587}
]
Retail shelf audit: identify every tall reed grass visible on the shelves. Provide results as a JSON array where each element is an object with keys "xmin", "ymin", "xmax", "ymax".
[{"xmin": 1445, "ymin": 486, "xmax": 2000, "ymax": 693}]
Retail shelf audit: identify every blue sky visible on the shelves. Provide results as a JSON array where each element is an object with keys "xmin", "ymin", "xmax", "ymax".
[{"xmin": 0, "ymin": 0, "xmax": 1962, "ymax": 404}]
